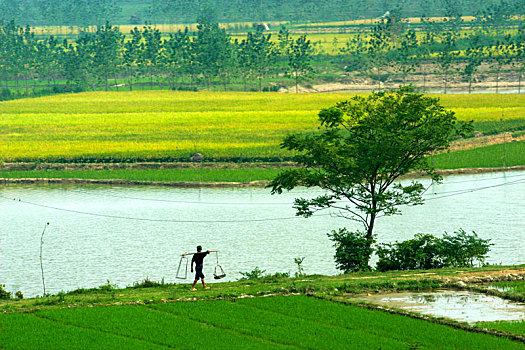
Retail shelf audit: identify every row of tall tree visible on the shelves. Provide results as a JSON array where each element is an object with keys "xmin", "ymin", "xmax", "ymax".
[
  {"xmin": 339, "ymin": 16, "xmax": 525, "ymax": 92},
  {"xmin": 1, "ymin": 16, "xmax": 525, "ymax": 95},
  {"xmin": 0, "ymin": 21, "xmax": 313, "ymax": 93}
]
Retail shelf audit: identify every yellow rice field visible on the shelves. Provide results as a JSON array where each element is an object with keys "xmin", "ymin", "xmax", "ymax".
[{"xmin": 1, "ymin": 91, "xmax": 524, "ymax": 162}]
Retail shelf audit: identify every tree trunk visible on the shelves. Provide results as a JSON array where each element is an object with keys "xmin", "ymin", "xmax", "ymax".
[
  {"xmin": 496, "ymin": 69, "xmax": 500, "ymax": 93},
  {"xmin": 444, "ymin": 70, "xmax": 448, "ymax": 94},
  {"xmin": 128, "ymin": 68, "xmax": 133, "ymax": 91},
  {"xmin": 366, "ymin": 186, "xmax": 377, "ymax": 236}
]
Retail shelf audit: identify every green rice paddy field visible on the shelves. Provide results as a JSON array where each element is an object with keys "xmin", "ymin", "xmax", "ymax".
[
  {"xmin": 3, "ymin": 267, "xmax": 525, "ymax": 349},
  {"xmin": 1, "ymin": 295, "xmax": 523, "ymax": 349}
]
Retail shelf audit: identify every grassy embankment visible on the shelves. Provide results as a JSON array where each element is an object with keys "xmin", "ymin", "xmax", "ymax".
[
  {"xmin": 2, "ymin": 266, "xmax": 525, "ymax": 349},
  {"xmin": 1, "ymin": 91, "xmax": 524, "ymax": 183}
]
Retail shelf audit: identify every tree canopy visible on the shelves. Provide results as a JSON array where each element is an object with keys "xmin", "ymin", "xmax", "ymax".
[{"xmin": 270, "ymin": 88, "xmax": 469, "ymax": 267}]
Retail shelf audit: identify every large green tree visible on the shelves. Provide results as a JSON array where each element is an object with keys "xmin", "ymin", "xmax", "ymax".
[{"xmin": 270, "ymin": 88, "xmax": 468, "ymax": 269}]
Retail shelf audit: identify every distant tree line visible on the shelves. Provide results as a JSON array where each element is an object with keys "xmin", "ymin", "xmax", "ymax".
[
  {"xmin": 1, "ymin": 7, "xmax": 525, "ymax": 97},
  {"xmin": 0, "ymin": 0, "xmax": 523, "ymax": 27},
  {"xmin": 0, "ymin": 0, "xmax": 121, "ymax": 27},
  {"xmin": 0, "ymin": 20, "xmax": 313, "ymax": 94},
  {"xmin": 339, "ymin": 12, "xmax": 525, "ymax": 93}
]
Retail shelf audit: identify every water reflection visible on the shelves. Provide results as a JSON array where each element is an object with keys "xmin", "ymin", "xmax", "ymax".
[{"xmin": 371, "ymin": 291, "xmax": 525, "ymax": 323}]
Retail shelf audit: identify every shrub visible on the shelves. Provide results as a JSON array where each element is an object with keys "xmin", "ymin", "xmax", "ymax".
[
  {"xmin": 375, "ymin": 229, "xmax": 492, "ymax": 272},
  {"xmin": 294, "ymin": 257, "xmax": 306, "ymax": 277},
  {"xmin": 0, "ymin": 284, "xmax": 12, "ymax": 299},
  {"xmin": 440, "ymin": 229, "xmax": 492, "ymax": 267},
  {"xmin": 239, "ymin": 266, "xmax": 266, "ymax": 279},
  {"xmin": 132, "ymin": 278, "xmax": 163, "ymax": 288},
  {"xmin": 261, "ymin": 272, "xmax": 291, "ymax": 282},
  {"xmin": 328, "ymin": 229, "xmax": 374, "ymax": 273},
  {"xmin": 98, "ymin": 280, "xmax": 117, "ymax": 292},
  {"xmin": 376, "ymin": 234, "xmax": 444, "ymax": 271}
]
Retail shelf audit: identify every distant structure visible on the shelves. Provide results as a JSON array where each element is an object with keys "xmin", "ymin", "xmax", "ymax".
[
  {"xmin": 378, "ymin": 11, "xmax": 390, "ymax": 19},
  {"xmin": 254, "ymin": 23, "xmax": 270, "ymax": 31},
  {"xmin": 130, "ymin": 14, "xmax": 140, "ymax": 24},
  {"xmin": 190, "ymin": 153, "xmax": 205, "ymax": 162}
]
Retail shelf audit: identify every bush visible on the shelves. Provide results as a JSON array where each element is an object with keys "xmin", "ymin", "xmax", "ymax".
[
  {"xmin": 0, "ymin": 284, "xmax": 12, "ymax": 299},
  {"xmin": 98, "ymin": 280, "xmax": 117, "ymax": 292},
  {"xmin": 376, "ymin": 234, "xmax": 444, "ymax": 271},
  {"xmin": 328, "ymin": 228, "xmax": 374, "ymax": 273},
  {"xmin": 131, "ymin": 278, "xmax": 164, "ymax": 288},
  {"xmin": 261, "ymin": 272, "xmax": 290, "ymax": 282},
  {"xmin": 375, "ymin": 229, "xmax": 492, "ymax": 272},
  {"xmin": 239, "ymin": 266, "xmax": 266, "ymax": 279},
  {"xmin": 440, "ymin": 229, "xmax": 492, "ymax": 267}
]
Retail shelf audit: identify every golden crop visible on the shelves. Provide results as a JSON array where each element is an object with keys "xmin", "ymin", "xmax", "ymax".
[{"xmin": 1, "ymin": 91, "xmax": 524, "ymax": 161}]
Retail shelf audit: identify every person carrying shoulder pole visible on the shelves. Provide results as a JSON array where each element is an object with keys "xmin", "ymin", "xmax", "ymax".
[{"xmin": 190, "ymin": 245, "xmax": 210, "ymax": 291}]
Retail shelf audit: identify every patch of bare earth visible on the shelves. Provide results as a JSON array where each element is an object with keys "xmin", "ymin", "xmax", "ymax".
[{"xmin": 449, "ymin": 132, "xmax": 525, "ymax": 152}]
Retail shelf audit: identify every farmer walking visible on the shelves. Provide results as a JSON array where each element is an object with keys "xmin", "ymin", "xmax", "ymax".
[{"xmin": 190, "ymin": 245, "xmax": 210, "ymax": 291}]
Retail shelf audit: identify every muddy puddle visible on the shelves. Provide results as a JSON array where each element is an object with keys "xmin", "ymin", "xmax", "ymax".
[{"xmin": 352, "ymin": 290, "xmax": 525, "ymax": 324}]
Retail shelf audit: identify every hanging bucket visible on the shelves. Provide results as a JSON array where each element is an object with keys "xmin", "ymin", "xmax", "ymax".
[
  {"xmin": 176, "ymin": 255, "xmax": 189, "ymax": 279},
  {"xmin": 213, "ymin": 251, "xmax": 226, "ymax": 279},
  {"xmin": 213, "ymin": 265, "xmax": 226, "ymax": 279}
]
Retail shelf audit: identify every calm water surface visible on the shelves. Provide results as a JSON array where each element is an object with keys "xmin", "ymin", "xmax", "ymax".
[
  {"xmin": 1, "ymin": 171, "xmax": 524, "ymax": 297},
  {"xmin": 354, "ymin": 290, "xmax": 525, "ymax": 323}
]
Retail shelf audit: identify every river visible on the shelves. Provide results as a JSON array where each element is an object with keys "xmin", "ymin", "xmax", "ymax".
[{"xmin": 1, "ymin": 171, "xmax": 524, "ymax": 297}]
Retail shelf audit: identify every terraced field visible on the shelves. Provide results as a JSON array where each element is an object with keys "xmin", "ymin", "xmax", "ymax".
[
  {"xmin": 1, "ymin": 296, "xmax": 523, "ymax": 349},
  {"xmin": 1, "ymin": 91, "xmax": 525, "ymax": 164}
]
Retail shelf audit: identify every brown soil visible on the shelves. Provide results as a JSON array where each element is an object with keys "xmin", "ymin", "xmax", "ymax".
[
  {"xmin": 295, "ymin": 80, "xmax": 525, "ymax": 94},
  {"xmin": 450, "ymin": 132, "xmax": 525, "ymax": 152},
  {"xmin": 449, "ymin": 268, "xmax": 525, "ymax": 281}
]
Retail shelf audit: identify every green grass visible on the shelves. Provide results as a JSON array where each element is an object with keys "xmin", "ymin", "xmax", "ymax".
[
  {"xmin": 1, "ymin": 91, "xmax": 525, "ymax": 163},
  {"xmin": 2, "ymin": 295, "xmax": 523, "ymax": 349},
  {"xmin": 35, "ymin": 305, "xmax": 279, "ymax": 349},
  {"xmin": 0, "ymin": 313, "xmax": 160, "ymax": 349},
  {"xmin": 234, "ymin": 296, "xmax": 524, "ymax": 349},
  {"xmin": 474, "ymin": 120, "xmax": 525, "ymax": 136},
  {"xmin": 491, "ymin": 281, "xmax": 525, "ymax": 294},
  {"xmin": 150, "ymin": 297, "xmax": 409, "ymax": 349},
  {"xmin": 476, "ymin": 321, "xmax": 525, "ymax": 337},
  {"xmin": 0, "ymin": 167, "xmax": 285, "ymax": 182},
  {"xmin": 432, "ymin": 141, "xmax": 525, "ymax": 169}
]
